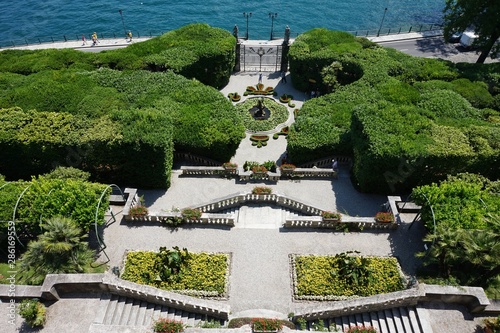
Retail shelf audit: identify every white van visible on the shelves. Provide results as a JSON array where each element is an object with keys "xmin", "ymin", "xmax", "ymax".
[{"xmin": 460, "ymin": 31, "xmax": 478, "ymax": 49}]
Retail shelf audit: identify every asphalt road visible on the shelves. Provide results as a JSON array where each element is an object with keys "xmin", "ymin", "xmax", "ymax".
[{"xmin": 378, "ymin": 36, "xmax": 490, "ymax": 63}]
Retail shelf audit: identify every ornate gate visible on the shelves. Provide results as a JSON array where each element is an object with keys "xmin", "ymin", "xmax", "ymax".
[{"xmin": 239, "ymin": 44, "xmax": 282, "ymax": 72}]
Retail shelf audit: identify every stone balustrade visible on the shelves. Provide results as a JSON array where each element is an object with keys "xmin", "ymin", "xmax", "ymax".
[
  {"xmin": 180, "ymin": 166, "xmax": 336, "ymax": 181},
  {"xmin": 284, "ymin": 216, "xmax": 398, "ymax": 230},
  {"xmin": 292, "ymin": 283, "xmax": 490, "ymax": 320}
]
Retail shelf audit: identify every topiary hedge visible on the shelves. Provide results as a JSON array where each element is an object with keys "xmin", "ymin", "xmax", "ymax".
[{"xmin": 0, "ymin": 24, "xmax": 236, "ymax": 89}]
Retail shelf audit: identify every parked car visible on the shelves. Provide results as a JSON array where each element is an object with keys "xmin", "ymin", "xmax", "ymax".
[{"xmin": 448, "ymin": 31, "xmax": 462, "ymax": 43}]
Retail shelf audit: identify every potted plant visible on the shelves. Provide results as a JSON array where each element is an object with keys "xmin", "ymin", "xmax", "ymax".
[
  {"xmin": 375, "ymin": 212, "xmax": 395, "ymax": 223},
  {"xmin": 153, "ymin": 317, "xmax": 185, "ymax": 333},
  {"xmin": 321, "ymin": 211, "xmax": 341, "ymax": 222},
  {"xmin": 223, "ymin": 162, "xmax": 238, "ymax": 170},
  {"xmin": 181, "ymin": 208, "xmax": 202, "ymax": 221},
  {"xmin": 252, "ymin": 318, "xmax": 283, "ymax": 333},
  {"xmin": 484, "ymin": 316, "xmax": 500, "ymax": 333},
  {"xmin": 18, "ymin": 298, "xmax": 46, "ymax": 328},
  {"xmin": 129, "ymin": 204, "xmax": 148, "ymax": 218},
  {"xmin": 280, "ymin": 163, "xmax": 296, "ymax": 171},
  {"xmin": 252, "ymin": 186, "xmax": 272, "ymax": 195},
  {"xmin": 252, "ymin": 165, "xmax": 268, "ymax": 174}
]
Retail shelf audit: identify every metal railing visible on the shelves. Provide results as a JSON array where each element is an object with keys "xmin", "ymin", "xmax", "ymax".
[
  {"xmin": 0, "ymin": 23, "xmax": 443, "ymax": 49},
  {"xmin": 0, "ymin": 30, "xmax": 165, "ymax": 49},
  {"xmin": 347, "ymin": 23, "xmax": 443, "ymax": 38}
]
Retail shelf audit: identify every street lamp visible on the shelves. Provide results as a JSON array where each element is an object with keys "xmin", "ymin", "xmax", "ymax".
[
  {"xmin": 377, "ymin": 8, "xmax": 388, "ymax": 37},
  {"xmin": 269, "ymin": 13, "xmax": 277, "ymax": 40},
  {"xmin": 257, "ymin": 47, "xmax": 265, "ymax": 72},
  {"xmin": 243, "ymin": 12, "xmax": 252, "ymax": 40},
  {"xmin": 118, "ymin": 9, "xmax": 127, "ymax": 37}
]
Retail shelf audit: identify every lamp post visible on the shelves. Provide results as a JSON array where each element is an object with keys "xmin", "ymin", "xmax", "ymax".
[
  {"xmin": 118, "ymin": 9, "xmax": 127, "ymax": 37},
  {"xmin": 243, "ymin": 12, "xmax": 252, "ymax": 40},
  {"xmin": 269, "ymin": 13, "xmax": 277, "ymax": 40},
  {"xmin": 376, "ymin": 7, "xmax": 388, "ymax": 37}
]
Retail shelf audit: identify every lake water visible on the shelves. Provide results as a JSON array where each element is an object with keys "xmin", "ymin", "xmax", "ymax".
[{"xmin": 0, "ymin": 0, "xmax": 445, "ymax": 44}]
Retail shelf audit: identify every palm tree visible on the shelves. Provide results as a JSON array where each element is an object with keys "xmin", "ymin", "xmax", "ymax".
[{"xmin": 20, "ymin": 216, "xmax": 95, "ymax": 284}]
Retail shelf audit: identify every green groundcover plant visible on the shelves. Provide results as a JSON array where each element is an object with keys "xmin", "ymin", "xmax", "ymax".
[
  {"xmin": 293, "ymin": 253, "xmax": 405, "ymax": 298},
  {"xmin": 122, "ymin": 250, "xmax": 228, "ymax": 296}
]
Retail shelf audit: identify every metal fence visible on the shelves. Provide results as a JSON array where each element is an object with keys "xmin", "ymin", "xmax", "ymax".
[
  {"xmin": 0, "ymin": 23, "xmax": 442, "ymax": 49},
  {"xmin": 347, "ymin": 23, "xmax": 443, "ymax": 38},
  {"xmin": 0, "ymin": 30, "xmax": 166, "ymax": 49}
]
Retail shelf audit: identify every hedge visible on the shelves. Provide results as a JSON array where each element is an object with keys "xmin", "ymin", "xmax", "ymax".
[
  {"xmin": 0, "ymin": 24, "xmax": 236, "ymax": 89},
  {"xmin": 0, "ymin": 173, "xmax": 110, "ymax": 243},
  {"xmin": 0, "ymin": 107, "xmax": 174, "ymax": 188},
  {"xmin": 287, "ymin": 28, "xmax": 499, "ymax": 190},
  {"xmin": 411, "ymin": 173, "xmax": 500, "ymax": 231}
]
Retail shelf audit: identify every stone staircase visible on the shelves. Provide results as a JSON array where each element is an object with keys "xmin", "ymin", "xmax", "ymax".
[
  {"xmin": 92, "ymin": 293, "xmax": 225, "ymax": 330},
  {"xmin": 306, "ymin": 306, "xmax": 433, "ymax": 333}
]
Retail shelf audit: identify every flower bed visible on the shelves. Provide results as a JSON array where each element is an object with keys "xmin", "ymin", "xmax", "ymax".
[
  {"xmin": 227, "ymin": 92, "xmax": 241, "ymax": 102},
  {"xmin": 181, "ymin": 208, "xmax": 202, "ymax": 220},
  {"xmin": 252, "ymin": 318, "xmax": 283, "ymax": 332},
  {"xmin": 375, "ymin": 212, "xmax": 395, "ymax": 223},
  {"xmin": 244, "ymin": 84, "xmax": 275, "ymax": 96},
  {"xmin": 121, "ymin": 250, "xmax": 229, "ymax": 297},
  {"xmin": 252, "ymin": 186, "xmax": 272, "ymax": 195},
  {"xmin": 250, "ymin": 134, "xmax": 269, "ymax": 148},
  {"xmin": 291, "ymin": 253, "xmax": 405, "ymax": 300},
  {"xmin": 321, "ymin": 211, "xmax": 342, "ymax": 221},
  {"xmin": 236, "ymin": 98, "xmax": 289, "ymax": 132}
]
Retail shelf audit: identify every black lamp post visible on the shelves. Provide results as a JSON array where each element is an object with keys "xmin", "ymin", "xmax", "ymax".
[
  {"xmin": 243, "ymin": 12, "xmax": 252, "ymax": 40},
  {"xmin": 377, "ymin": 8, "xmax": 388, "ymax": 37},
  {"xmin": 118, "ymin": 9, "xmax": 127, "ymax": 37},
  {"xmin": 257, "ymin": 47, "xmax": 265, "ymax": 72},
  {"xmin": 269, "ymin": 13, "xmax": 277, "ymax": 40}
]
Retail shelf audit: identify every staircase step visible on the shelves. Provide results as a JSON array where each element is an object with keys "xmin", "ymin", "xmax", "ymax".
[
  {"xmin": 118, "ymin": 298, "xmax": 133, "ymax": 325},
  {"xmin": 112, "ymin": 296, "xmax": 127, "ymax": 325},
  {"xmin": 415, "ymin": 306, "xmax": 434, "ymax": 333},
  {"xmin": 384, "ymin": 309, "xmax": 397, "ymax": 333},
  {"xmin": 127, "ymin": 299, "xmax": 140, "ymax": 326},
  {"xmin": 143, "ymin": 302, "xmax": 156, "ymax": 326},
  {"xmin": 103, "ymin": 294, "xmax": 119, "ymax": 325},
  {"xmin": 407, "ymin": 306, "xmax": 423, "ymax": 333},
  {"xmin": 399, "ymin": 307, "xmax": 415, "ymax": 333},
  {"xmin": 152, "ymin": 304, "xmax": 163, "ymax": 322},
  {"xmin": 362, "ymin": 312, "xmax": 371, "ymax": 328},
  {"xmin": 93, "ymin": 293, "xmax": 111, "ymax": 324},
  {"xmin": 377, "ymin": 310, "xmax": 389, "ymax": 333},
  {"xmin": 391, "ymin": 308, "xmax": 405, "ymax": 333},
  {"xmin": 370, "ymin": 311, "xmax": 381, "ymax": 333}
]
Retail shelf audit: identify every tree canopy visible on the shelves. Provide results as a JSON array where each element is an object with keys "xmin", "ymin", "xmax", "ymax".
[{"xmin": 443, "ymin": 0, "xmax": 500, "ymax": 63}]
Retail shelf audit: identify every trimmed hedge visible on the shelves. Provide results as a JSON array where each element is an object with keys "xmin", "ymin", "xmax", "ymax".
[
  {"xmin": 0, "ymin": 24, "xmax": 236, "ymax": 89},
  {"xmin": 0, "ymin": 107, "xmax": 174, "ymax": 188},
  {"xmin": 287, "ymin": 28, "xmax": 499, "ymax": 189}
]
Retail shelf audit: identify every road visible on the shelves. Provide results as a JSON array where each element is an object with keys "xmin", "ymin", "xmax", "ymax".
[{"xmin": 377, "ymin": 36, "xmax": 493, "ymax": 63}]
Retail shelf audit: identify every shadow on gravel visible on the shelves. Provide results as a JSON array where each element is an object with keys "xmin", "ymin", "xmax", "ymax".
[{"xmin": 333, "ymin": 167, "xmax": 387, "ymax": 217}]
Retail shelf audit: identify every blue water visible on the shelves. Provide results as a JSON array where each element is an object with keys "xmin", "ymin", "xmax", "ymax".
[{"xmin": 0, "ymin": 0, "xmax": 444, "ymax": 43}]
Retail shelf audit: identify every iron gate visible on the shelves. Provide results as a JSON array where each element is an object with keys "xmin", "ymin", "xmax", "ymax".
[{"xmin": 239, "ymin": 44, "xmax": 282, "ymax": 72}]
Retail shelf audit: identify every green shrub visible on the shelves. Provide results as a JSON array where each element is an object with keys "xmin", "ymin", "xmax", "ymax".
[
  {"xmin": 122, "ymin": 250, "xmax": 228, "ymax": 296},
  {"xmin": 450, "ymin": 78, "xmax": 494, "ymax": 109},
  {"xmin": 293, "ymin": 253, "xmax": 405, "ymax": 298},
  {"xmin": 18, "ymin": 299, "xmax": 46, "ymax": 328},
  {"xmin": 153, "ymin": 318, "xmax": 185, "ymax": 333}
]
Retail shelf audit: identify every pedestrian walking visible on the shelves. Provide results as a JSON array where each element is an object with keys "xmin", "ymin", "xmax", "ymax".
[
  {"xmin": 332, "ymin": 159, "xmax": 338, "ymax": 172},
  {"xmin": 281, "ymin": 71, "xmax": 287, "ymax": 83},
  {"xmin": 258, "ymin": 72, "xmax": 263, "ymax": 84},
  {"xmin": 81, "ymin": 34, "xmax": 87, "ymax": 46},
  {"xmin": 127, "ymin": 31, "xmax": 133, "ymax": 42},
  {"xmin": 91, "ymin": 32, "xmax": 98, "ymax": 46}
]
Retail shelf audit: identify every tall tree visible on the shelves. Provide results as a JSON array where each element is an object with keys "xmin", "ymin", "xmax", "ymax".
[{"xmin": 443, "ymin": 0, "xmax": 500, "ymax": 63}]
